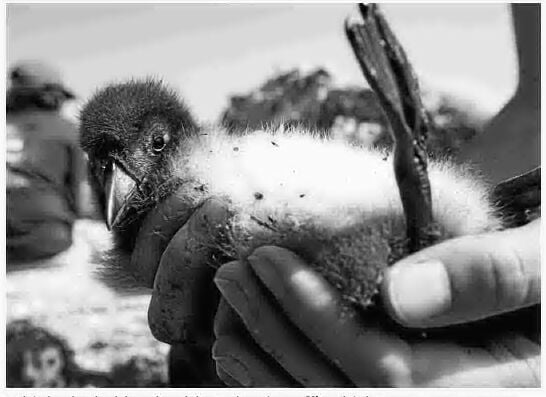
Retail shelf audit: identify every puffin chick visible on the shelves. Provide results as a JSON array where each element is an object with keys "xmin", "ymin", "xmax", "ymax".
[{"xmin": 80, "ymin": 79, "xmax": 502, "ymax": 310}]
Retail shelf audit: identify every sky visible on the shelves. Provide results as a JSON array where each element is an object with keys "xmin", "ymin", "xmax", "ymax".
[{"xmin": 7, "ymin": 3, "xmax": 518, "ymax": 123}]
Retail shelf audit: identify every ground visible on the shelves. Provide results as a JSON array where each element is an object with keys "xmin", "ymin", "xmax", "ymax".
[{"xmin": 6, "ymin": 220, "xmax": 170, "ymax": 386}]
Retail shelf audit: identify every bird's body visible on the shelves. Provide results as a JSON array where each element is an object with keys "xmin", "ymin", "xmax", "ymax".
[
  {"xmin": 165, "ymin": 128, "xmax": 501, "ymax": 306},
  {"xmin": 80, "ymin": 79, "xmax": 501, "ymax": 309}
]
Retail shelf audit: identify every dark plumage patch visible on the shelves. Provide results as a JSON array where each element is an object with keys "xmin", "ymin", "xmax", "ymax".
[
  {"xmin": 79, "ymin": 79, "xmax": 200, "ymax": 288},
  {"xmin": 80, "ymin": 78, "xmax": 197, "ymax": 157}
]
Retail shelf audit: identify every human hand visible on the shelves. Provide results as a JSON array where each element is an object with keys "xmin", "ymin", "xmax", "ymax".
[
  {"xmin": 129, "ymin": 191, "xmax": 231, "ymax": 386},
  {"xmin": 213, "ymin": 219, "xmax": 540, "ymax": 387},
  {"xmin": 381, "ymin": 218, "xmax": 540, "ymax": 329}
]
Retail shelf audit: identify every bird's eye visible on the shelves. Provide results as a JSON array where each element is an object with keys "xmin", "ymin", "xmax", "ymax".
[{"xmin": 151, "ymin": 133, "xmax": 170, "ymax": 153}]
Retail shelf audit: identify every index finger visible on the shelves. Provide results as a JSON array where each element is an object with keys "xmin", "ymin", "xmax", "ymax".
[{"xmin": 248, "ymin": 246, "xmax": 414, "ymax": 387}]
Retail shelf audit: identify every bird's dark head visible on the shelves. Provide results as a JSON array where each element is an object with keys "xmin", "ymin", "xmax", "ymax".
[{"xmin": 80, "ymin": 79, "xmax": 198, "ymax": 231}]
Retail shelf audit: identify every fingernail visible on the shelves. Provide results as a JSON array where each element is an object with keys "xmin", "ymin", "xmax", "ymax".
[
  {"xmin": 249, "ymin": 246, "xmax": 301, "ymax": 284},
  {"xmin": 248, "ymin": 252, "xmax": 277, "ymax": 283},
  {"xmin": 214, "ymin": 277, "xmax": 250, "ymax": 318},
  {"xmin": 215, "ymin": 277, "xmax": 245, "ymax": 304},
  {"xmin": 216, "ymin": 357, "xmax": 252, "ymax": 386},
  {"xmin": 384, "ymin": 260, "xmax": 452, "ymax": 325}
]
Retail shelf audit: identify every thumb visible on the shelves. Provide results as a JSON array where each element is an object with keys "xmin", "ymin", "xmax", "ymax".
[{"xmin": 381, "ymin": 219, "xmax": 540, "ymax": 328}]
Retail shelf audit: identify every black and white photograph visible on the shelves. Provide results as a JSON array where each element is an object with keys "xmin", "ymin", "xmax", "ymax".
[{"xmin": 4, "ymin": 1, "xmax": 541, "ymax": 393}]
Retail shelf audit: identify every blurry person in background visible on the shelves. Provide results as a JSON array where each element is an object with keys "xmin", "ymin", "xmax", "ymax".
[{"xmin": 6, "ymin": 61, "xmax": 91, "ymax": 263}]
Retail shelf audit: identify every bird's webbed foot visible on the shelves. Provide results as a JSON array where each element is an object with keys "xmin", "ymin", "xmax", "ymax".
[{"xmin": 345, "ymin": 3, "xmax": 439, "ymax": 252}]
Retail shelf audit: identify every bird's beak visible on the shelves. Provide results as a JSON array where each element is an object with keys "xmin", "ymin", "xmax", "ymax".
[{"xmin": 104, "ymin": 162, "xmax": 137, "ymax": 230}]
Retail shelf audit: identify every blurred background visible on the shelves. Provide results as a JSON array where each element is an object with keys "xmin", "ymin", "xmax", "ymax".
[
  {"xmin": 8, "ymin": 3, "xmax": 517, "ymax": 122},
  {"xmin": 5, "ymin": 3, "xmax": 528, "ymax": 388}
]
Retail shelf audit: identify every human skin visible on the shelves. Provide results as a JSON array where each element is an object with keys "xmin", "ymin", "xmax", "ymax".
[
  {"xmin": 213, "ymin": 221, "xmax": 539, "ymax": 387},
  {"xmin": 143, "ymin": 115, "xmax": 540, "ymax": 387},
  {"xmin": 210, "ymin": 5, "xmax": 541, "ymax": 385},
  {"xmin": 143, "ymin": 4, "xmax": 540, "ymax": 386},
  {"xmin": 143, "ymin": 63, "xmax": 541, "ymax": 389},
  {"xmin": 144, "ymin": 145, "xmax": 539, "ymax": 387},
  {"xmin": 209, "ymin": 53, "xmax": 541, "ymax": 388}
]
